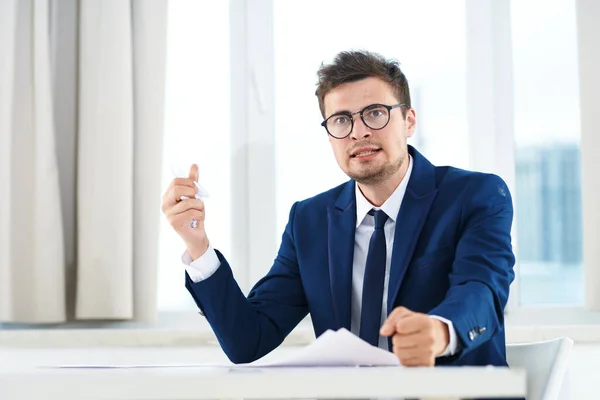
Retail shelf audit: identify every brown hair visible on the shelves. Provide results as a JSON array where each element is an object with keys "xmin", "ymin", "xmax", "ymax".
[{"xmin": 315, "ymin": 50, "xmax": 411, "ymax": 119}]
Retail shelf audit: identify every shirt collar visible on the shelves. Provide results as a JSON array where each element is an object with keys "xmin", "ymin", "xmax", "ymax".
[{"xmin": 355, "ymin": 154, "xmax": 413, "ymax": 228}]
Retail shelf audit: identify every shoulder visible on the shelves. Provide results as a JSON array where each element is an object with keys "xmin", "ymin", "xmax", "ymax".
[{"xmin": 435, "ymin": 166, "xmax": 511, "ymax": 205}]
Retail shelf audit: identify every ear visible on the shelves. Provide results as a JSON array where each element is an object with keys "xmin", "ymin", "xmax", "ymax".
[{"xmin": 405, "ymin": 108, "xmax": 417, "ymax": 138}]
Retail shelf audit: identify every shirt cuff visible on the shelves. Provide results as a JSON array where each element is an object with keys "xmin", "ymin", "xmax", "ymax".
[
  {"xmin": 429, "ymin": 315, "xmax": 460, "ymax": 357},
  {"xmin": 181, "ymin": 246, "xmax": 221, "ymax": 283}
]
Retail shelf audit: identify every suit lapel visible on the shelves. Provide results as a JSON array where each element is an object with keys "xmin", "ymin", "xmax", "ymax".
[
  {"xmin": 327, "ymin": 181, "xmax": 356, "ymax": 331},
  {"xmin": 387, "ymin": 146, "xmax": 439, "ymax": 313}
]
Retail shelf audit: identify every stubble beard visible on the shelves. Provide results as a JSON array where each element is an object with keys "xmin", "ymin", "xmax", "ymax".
[{"xmin": 346, "ymin": 152, "xmax": 405, "ymax": 186}]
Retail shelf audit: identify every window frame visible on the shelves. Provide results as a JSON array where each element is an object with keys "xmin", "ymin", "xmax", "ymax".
[
  {"xmin": 229, "ymin": 0, "xmax": 278, "ymax": 292},
  {"xmin": 577, "ymin": 0, "xmax": 600, "ymax": 313}
]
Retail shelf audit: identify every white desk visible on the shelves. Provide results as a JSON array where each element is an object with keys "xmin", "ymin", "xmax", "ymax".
[{"xmin": 0, "ymin": 365, "xmax": 525, "ymax": 400}]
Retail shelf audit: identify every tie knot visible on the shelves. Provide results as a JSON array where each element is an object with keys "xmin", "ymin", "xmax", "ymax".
[{"xmin": 369, "ymin": 209, "xmax": 388, "ymax": 229}]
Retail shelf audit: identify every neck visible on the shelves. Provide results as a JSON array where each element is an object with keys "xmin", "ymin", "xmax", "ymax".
[{"xmin": 357, "ymin": 157, "xmax": 410, "ymax": 207}]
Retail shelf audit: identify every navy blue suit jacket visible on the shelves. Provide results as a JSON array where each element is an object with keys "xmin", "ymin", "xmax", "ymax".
[{"xmin": 186, "ymin": 146, "xmax": 516, "ymax": 367}]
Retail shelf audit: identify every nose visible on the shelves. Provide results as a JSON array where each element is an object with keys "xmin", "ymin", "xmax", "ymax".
[{"xmin": 349, "ymin": 117, "xmax": 372, "ymax": 141}]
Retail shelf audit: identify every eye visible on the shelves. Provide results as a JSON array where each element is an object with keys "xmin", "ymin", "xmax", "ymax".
[
  {"xmin": 333, "ymin": 115, "xmax": 350, "ymax": 125},
  {"xmin": 364, "ymin": 105, "xmax": 388, "ymax": 119},
  {"xmin": 368, "ymin": 109, "xmax": 384, "ymax": 118}
]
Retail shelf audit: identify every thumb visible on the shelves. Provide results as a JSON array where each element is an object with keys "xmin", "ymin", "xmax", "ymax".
[
  {"xmin": 380, "ymin": 306, "xmax": 412, "ymax": 336},
  {"xmin": 189, "ymin": 164, "xmax": 199, "ymax": 182},
  {"xmin": 380, "ymin": 319, "xmax": 396, "ymax": 336}
]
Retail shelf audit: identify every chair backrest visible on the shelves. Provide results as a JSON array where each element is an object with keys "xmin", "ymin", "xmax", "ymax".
[{"xmin": 506, "ymin": 337, "xmax": 574, "ymax": 400}]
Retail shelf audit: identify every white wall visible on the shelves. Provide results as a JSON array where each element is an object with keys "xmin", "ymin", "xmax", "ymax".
[{"xmin": 1, "ymin": 343, "xmax": 598, "ymax": 399}]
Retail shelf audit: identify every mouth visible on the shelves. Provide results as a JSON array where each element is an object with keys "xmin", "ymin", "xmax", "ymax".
[{"xmin": 350, "ymin": 148, "xmax": 382, "ymax": 159}]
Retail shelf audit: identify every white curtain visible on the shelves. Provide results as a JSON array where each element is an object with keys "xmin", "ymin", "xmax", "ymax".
[{"xmin": 0, "ymin": 0, "xmax": 168, "ymax": 323}]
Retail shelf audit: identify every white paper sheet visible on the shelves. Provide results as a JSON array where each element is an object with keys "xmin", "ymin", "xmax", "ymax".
[
  {"xmin": 238, "ymin": 328, "xmax": 400, "ymax": 368},
  {"xmin": 44, "ymin": 329, "xmax": 400, "ymax": 369}
]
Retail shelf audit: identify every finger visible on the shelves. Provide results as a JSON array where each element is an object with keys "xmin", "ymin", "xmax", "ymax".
[
  {"xmin": 166, "ymin": 178, "xmax": 196, "ymax": 191},
  {"xmin": 391, "ymin": 332, "xmax": 425, "ymax": 350},
  {"xmin": 393, "ymin": 345, "xmax": 427, "ymax": 361},
  {"xmin": 162, "ymin": 179, "xmax": 196, "ymax": 206},
  {"xmin": 380, "ymin": 306, "xmax": 413, "ymax": 335},
  {"xmin": 397, "ymin": 355, "xmax": 435, "ymax": 367},
  {"xmin": 172, "ymin": 186, "xmax": 198, "ymax": 203},
  {"xmin": 174, "ymin": 177, "xmax": 197, "ymax": 189},
  {"xmin": 165, "ymin": 199, "xmax": 205, "ymax": 217},
  {"xmin": 166, "ymin": 199, "xmax": 205, "ymax": 217},
  {"xmin": 162, "ymin": 181, "xmax": 198, "ymax": 212},
  {"xmin": 395, "ymin": 314, "xmax": 430, "ymax": 335},
  {"xmin": 189, "ymin": 164, "xmax": 199, "ymax": 182}
]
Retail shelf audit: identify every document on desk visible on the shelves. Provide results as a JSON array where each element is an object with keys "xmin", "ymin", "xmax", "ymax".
[
  {"xmin": 239, "ymin": 328, "xmax": 400, "ymax": 368},
  {"xmin": 45, "ymin": 328, "xmax": 399, "ymax": 369}
]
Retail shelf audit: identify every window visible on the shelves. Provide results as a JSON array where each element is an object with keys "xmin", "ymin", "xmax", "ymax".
[
  {"xmin": 154, "ymin": 0, "xmax": 599, "ymax": 331},
  {"xmin": 510, "ymin": 0, "xmax": 583, "ymax": 305},
  {"xmin": 273, "ymin": 0, "xmax": 469, "ymax": 237},
  {"xmin": 158, "ymin": 0, "xmax": 231, "ymax": 311}
]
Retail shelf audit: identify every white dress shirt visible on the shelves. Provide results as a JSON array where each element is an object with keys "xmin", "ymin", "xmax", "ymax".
[{"xmin": 183, "ymin": 155, "xmax": 458, "ymax": 357}]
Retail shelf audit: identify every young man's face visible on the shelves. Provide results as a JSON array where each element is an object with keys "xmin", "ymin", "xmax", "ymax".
[{"xmin": 323, "ymin": 77, "xmax": 416, "ymax": 185}]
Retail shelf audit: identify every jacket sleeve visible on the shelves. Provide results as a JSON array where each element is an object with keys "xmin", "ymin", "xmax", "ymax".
[
  {"xmin": 185, "ymin": 202, "xmax": 308, "ymax": 364},
  {"xmin": 428, "ymin": 174, "xmax": 516, "ymax": 357}
]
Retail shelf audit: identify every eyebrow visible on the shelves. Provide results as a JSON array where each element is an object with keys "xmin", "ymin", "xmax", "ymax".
[
  {"xmin": 328, "ymin": 103, "xmax": 383, "ymax": 117},
  {"xmin": 329, "ymin": 109, "xmax": 352, "ymax": 116}
]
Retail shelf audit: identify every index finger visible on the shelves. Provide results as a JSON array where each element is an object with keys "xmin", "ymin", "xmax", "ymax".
[
  {"xmin": 163, "ymin": 178, "xmax": 197, "ymax": 206},
  {"xmin": 394, "ymin": 314, "xmax": 430, "ymax": 335},
  {"xmin": 169, "ymin": 177, "xmax": 197, "ymax": 191}
]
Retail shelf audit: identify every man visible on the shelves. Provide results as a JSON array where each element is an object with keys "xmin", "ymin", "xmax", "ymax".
[{"xmin": 161, "ymin": 50, "xmax": 516, "ymax": 368}]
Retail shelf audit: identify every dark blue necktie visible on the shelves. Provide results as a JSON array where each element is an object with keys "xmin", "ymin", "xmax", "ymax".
[{"xmin": 359, "ymin": 209, "xmax": 389, "ymax": 346}]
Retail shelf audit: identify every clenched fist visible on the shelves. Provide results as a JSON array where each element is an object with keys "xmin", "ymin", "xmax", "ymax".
[
  {"xmin": 161, "ymin": 164, "xmax": 209, "ymax": 260},
  {"xmin": 380, "ymin": 306, "xmax": 450, "ymax": 367}
]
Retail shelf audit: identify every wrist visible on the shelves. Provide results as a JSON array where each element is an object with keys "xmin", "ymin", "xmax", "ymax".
[
  {"xmin": 187, "ymin": 237, "xmax": 210, "ymax": 261},
  {"xmin": 432, "ymin": 319, "xmax": 450, "ymax": 356}
]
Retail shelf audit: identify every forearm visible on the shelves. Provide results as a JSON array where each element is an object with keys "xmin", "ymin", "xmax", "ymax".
[
  {"xmin": 185, "ymin": 250, "xmax": 307, "ymax": 364},
  {"xmin": 429, "ymin": 281, "xmax": 502, "ymax": 355}
]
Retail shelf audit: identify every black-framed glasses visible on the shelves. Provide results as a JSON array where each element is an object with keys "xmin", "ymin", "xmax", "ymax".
[{"xmin": 321, "ymin": 103, "xmax": 406, "ymax": 139}]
